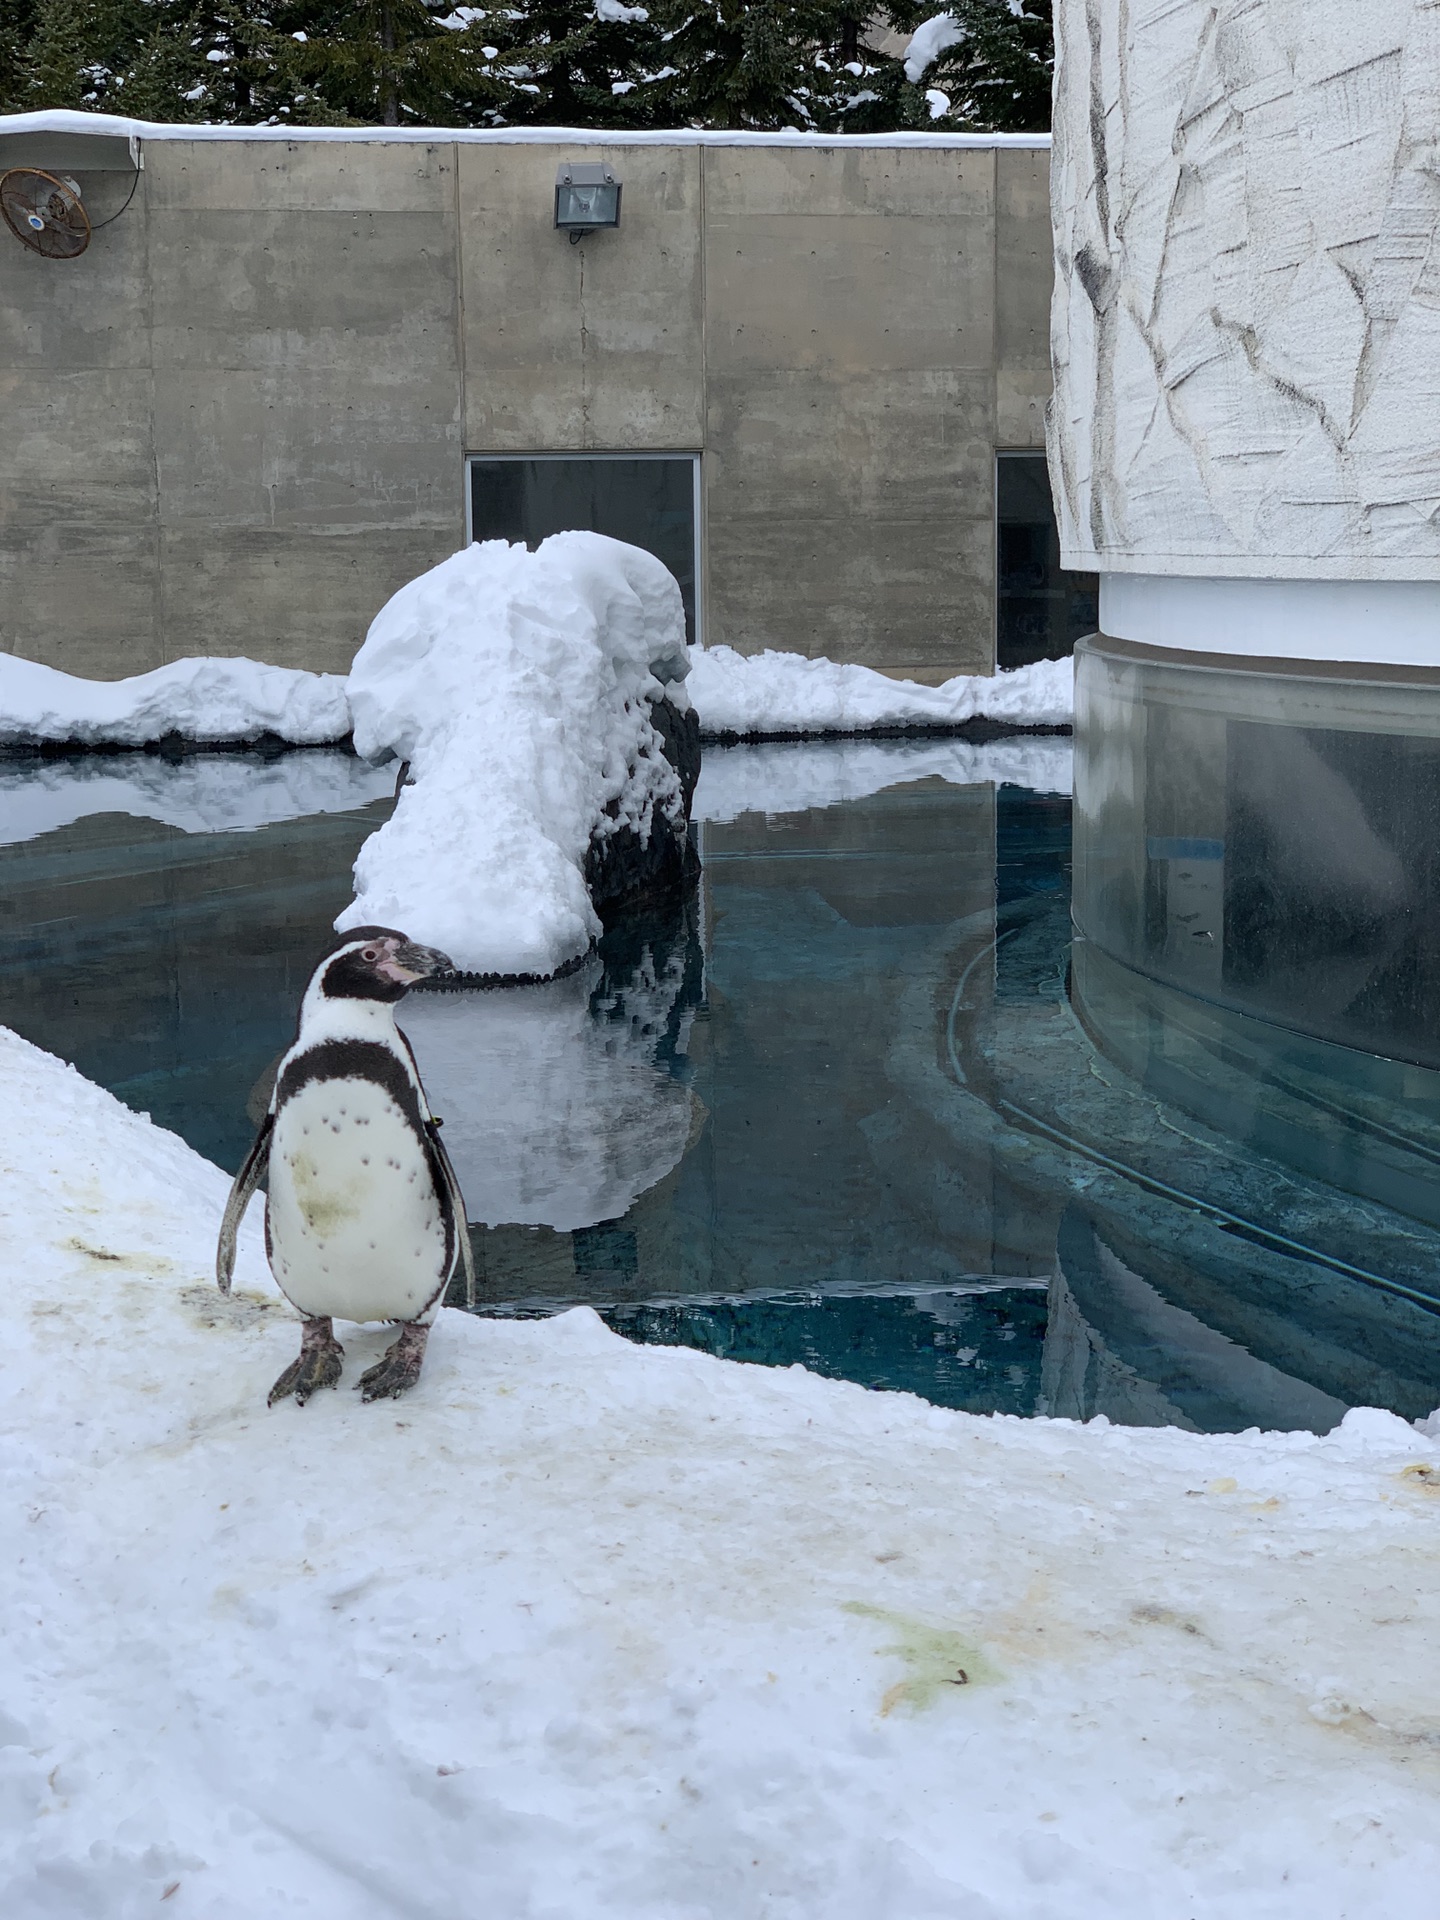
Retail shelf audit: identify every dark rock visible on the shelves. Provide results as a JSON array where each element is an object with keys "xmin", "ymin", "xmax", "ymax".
[
  {"xmin": 649, "ymin": 695, "xmax": 702, "ymax": 816},
  {"xmin": 584, "ymin": 693, "xmax": 701, "ymax": 922}
]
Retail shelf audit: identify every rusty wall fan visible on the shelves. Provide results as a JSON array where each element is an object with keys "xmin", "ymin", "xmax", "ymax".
[{"xmin": 0, "ymin": 168, "xmax": 92, "ymax": 259}]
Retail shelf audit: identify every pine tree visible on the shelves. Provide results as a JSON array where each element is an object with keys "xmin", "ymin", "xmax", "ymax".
[
  {"xmin": 433, "ymin": 1, "xmax": 671, "ymax": 131},
  {"xmin": 281, "ymin": 1, "xmax": 493, "ymax": 126},
  {"xmin": 0, "ymin": 0, "xmax": 43, "ymax": 112},
  {"xmin": 2, "ymin": 0, "xmax": 1050, "ymax": 132},
  {"xmin": 163, "ymin": 4, "xmax": 299, "ymax": 125},
  {"xmin": 642, "ymin": 0, "xmax": 913, "ymax": 133},
  {"xmin": 889, "ymin": 0, "xmax": 1052, "ymax": 133},
  {"xmin": 8, "ymin": 0, "xmax": 307, "ymax": 122}
]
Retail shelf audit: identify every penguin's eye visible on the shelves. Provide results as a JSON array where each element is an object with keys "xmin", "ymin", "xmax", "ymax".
[{"xmin": 361, "ymin": 947, "xmax": 380, "ymax": 962}]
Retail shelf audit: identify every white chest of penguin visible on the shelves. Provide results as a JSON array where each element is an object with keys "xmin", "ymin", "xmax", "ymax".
[{"xmin": 267, "ymin": 1077, "xmax": 448, "ymax": 1324}]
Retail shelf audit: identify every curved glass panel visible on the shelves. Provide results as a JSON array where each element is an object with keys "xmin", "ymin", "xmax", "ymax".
[{"xmin": 1073, "ymin": 634, "xmax": 1440, "ymax": 1225}]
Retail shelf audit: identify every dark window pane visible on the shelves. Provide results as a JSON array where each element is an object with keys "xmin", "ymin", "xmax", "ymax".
[
  {"xmin": 469, "ymin": 457, "xmax": 698, "ymax": 644},
  {"xmin": 996, "ymin": 451, "xmax": 1098, "ymax": 670}
]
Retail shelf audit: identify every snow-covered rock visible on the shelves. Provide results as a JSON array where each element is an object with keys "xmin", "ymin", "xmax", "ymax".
[
  {"xmin": 338, "ymin": 534, "xmax": 692, "ymax": 981},
  {"xmin": 0, "ymin": 652, "xmax": 349, "ymax": 748},
  {"xmin": 5, "ymin": 1022, "xmax": 1440, "ymax": 1915},
  {"xmin": 689, "ymin": 647, "xmax": 1072, "ymax": 738}
]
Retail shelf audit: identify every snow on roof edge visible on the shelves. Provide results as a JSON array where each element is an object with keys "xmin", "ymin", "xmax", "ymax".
[{"xmin": 0, "ymin": 107, "xmax": 1050, "ymax": 151}]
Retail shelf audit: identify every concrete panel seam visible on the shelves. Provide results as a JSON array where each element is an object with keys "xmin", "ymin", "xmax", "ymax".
[
  {"xmin": 452, "ymin": 140, "xmax": 469, "ymax": 547},
  {"xmin": 699, "ymin": 146, "xmax": 710, "ymax": 649}
]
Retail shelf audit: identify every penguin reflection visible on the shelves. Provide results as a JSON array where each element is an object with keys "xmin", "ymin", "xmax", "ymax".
[{"xmin": 216, "ymin": 928, "xmax": 472, "ymax": 1406}]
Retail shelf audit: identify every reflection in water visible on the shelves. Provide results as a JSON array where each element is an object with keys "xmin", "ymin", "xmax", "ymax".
[
  {"xmin": 1045, "ymin": 1206, "xmax": 1348, "ymax": 1433},
  {"xmin": 0, "ymin": 748, "xmax": 394, "ymax": 848},
  {"xmin": 0, "ymin": 745, "xmax": 1437, "ymax": 1430},
  {"xmin": 692, "ymin": 734, "xmax": 1072, "ymax": 822},
  {"xmin": 402, "ymin": 897, "xmax": 704, "ymax": 1232},
  {"xmin": 0, "ymin": 772, "xmax": 392, "ymax": 1171}
]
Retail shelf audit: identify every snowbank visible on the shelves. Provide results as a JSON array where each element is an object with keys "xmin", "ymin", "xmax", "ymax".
[
  {"xmin": 0, "ymin": 652, "xmax": 349, "ymax": 749},
  {"xmin": 338, "ymin": 534, "xmax": 690, "ymax": 980},
  {"xmin": 0, "ymin": 750, "xmax": 393, "ymax": 847},
  {"xmin": 694, "ymin": 735, "xmax": 1072, "ymax": 822},
  {"xmin": 689, "ymin": 646, "xmax": 1073, "ymax": 738},
  {"xmin": 4, "ymin": 1022, "xmax": 1440, "ymax": 1916},
  {"xmin": 0, "ymin": 631, "xmax": 1070, "ymax": 779}
]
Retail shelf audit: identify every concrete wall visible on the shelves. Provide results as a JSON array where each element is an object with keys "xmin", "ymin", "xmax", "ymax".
[{"xmin": 0, "ymin": 129, "xmax": 1051, "ymax": 681}]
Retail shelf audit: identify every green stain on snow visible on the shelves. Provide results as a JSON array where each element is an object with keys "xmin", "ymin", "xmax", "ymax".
[{"xmin": 844, "ymin": 1602, "xmax": 1004, "ymax": 1716}]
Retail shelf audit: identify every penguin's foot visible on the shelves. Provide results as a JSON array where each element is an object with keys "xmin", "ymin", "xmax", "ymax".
[
  {"xmin": 268, "ymin": 1317, "xmax": 345, "ymax": 1408},
  {"xmin": 357, "ymin": 1322, "xmax": 429, "ymax": 1402}
]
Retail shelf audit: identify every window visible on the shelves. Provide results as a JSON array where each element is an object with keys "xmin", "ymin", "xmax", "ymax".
[
  {"xmin": 996, "ymin": 452, "xmax": 1098, "ymax": 670},
  {"xmin": 468, "ymin": 454, "xmax": 701, "ymax": 645}
]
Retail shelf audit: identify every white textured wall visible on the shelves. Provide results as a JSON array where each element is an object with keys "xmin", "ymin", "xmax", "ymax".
[{"xmin": 1049, "ymin": 0, "xmax": 1440, "ymax": 581}]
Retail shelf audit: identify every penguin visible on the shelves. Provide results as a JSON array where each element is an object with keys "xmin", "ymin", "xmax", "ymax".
[{"xmin": 216, "ymin": 926, "xmax": 474, "ymax": 1407}]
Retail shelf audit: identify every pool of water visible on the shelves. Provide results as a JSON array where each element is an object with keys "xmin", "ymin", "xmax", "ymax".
[{"xmin": 3, "ymin": 741, "xmax": 1438, "ymax": 1431}]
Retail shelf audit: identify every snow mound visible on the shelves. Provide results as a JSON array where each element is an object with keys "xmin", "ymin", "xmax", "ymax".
[
  {"xmin": 0, "ymin": 652, "xmax": 349, "ymax": 748},
  {"xmin": 6, "ymin": 1024, "xmax": 1440, "ymax": 1916},
  {"xmin": 338, "ymin": 534, "xmax": 690, "ymax": 979},
  {"xmin": 688, "ymin": 646, "xmax": 1072, "ymax": 738}
]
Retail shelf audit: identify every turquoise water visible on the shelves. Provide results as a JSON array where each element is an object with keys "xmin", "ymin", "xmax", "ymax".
[{"xmin": 2, "ymin": 748, "xmax": 1437, "ymax": 1430}]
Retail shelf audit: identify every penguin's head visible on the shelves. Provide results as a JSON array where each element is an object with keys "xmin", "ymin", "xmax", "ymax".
[{"xmin": 317, "ymin": 927, "xmax": 456, "ymax": 1003}]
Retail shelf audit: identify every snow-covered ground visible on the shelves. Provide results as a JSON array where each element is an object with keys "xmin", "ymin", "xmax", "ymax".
[
  {"xmin": 0, "ymin": 652, "xmax": 348, "ymax": 749},
  {"xmin": 0, "ymin": 750, "xmax": 394, "ymax": 847},
  {"xmin": 337, "ymin": 535, "xmax": 691, "ymax": 979},
  {"xmin": 5, "ymin": 1024, "xmax": 1440, "ymax": 1918},
  {"xmin": 688, "ymin": 648, "xmax": 1072, "ymax": 739}
]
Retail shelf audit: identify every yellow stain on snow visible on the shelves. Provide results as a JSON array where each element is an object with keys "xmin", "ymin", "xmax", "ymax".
[
  {"xmin": 60, "ymin": 1236, "xmax": 173, "ymax": 1276},
  {"xmin": 844, "ymin": 1602, "xmax": 1004, "ymax": 1716}
]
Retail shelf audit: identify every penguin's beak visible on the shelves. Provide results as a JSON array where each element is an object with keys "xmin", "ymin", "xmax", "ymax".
[{"xmin": 379, "ymin": 939, "xmax": 457, "ymax": 985}]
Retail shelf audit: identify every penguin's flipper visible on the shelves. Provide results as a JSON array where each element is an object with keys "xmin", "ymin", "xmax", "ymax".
[
  {"xmin": 217, "ymin": 1112, "xmax": 273, "ymax": 1295},
  {"xmin": 427, "ymin": 1119, "xmax": 475, "ymax": 1310}
]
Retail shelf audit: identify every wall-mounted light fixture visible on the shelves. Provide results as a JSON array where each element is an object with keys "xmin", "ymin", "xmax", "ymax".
[{"xmin": 554, "ymin": 162, "xmax": 621, "ymax": 245}]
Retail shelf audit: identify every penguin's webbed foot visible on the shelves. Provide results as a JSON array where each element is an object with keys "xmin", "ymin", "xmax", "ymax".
[
  {"xmin": 268, "ymin": 1317, "xmax": 345, "ymax": 1407},
  {"xmin": 357, "ymin": 1322, "xmax": 429, "ymax": 1402}
]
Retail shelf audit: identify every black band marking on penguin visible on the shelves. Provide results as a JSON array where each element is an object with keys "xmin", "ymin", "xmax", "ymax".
[{"xmin": 275, "ymin": 1038, "xmax": 426, "ymax": 1129}]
